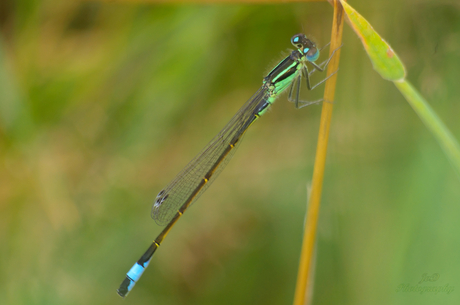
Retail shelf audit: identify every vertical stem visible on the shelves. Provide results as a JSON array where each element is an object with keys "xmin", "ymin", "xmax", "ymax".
[{"xmin": 292, "ymin": 1, "xmax": 344, "ymax": 305}]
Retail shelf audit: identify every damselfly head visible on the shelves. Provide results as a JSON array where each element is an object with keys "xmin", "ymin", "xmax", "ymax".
[
  {"xmin": 290, "ymin": 34, "xmax": 314, "ymax": 50},
  {"xmin": 291, "ymin": 33, "xmax": 306, "ymax": 49},
  {"xmin": 291, "ymin": 33, "xmax": 319, "ymax": 62}
]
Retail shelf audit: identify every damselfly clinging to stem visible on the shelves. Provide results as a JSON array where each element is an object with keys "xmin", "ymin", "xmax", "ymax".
[{"xmin": 117, "ymin": 33, "xmax": 340, "ymax": 297}]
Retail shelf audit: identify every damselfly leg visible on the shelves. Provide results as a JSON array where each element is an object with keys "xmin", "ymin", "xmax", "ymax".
[{"xmin": 288, "ymin": 44, "xmax": 342, "ymax": 109}]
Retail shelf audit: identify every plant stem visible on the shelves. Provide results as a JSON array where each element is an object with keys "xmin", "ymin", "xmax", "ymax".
[{"xmin": 293, "ymin": 1, "xmax": 344, "ymax": 304}]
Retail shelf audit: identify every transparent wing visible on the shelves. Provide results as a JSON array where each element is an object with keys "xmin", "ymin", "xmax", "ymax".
[{"xmin": 151, "ymin": 87, "xmax": 269, "ymax": 225}]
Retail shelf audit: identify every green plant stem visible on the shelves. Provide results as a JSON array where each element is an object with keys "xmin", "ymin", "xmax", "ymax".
[{"xmin": 395, "ymin": 80, "xmax": 460, "ymax": 177}]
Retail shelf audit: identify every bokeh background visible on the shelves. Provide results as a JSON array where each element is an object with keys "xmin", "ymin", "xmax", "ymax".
[{"xmin": 1, "ymin": 1, "xmax": 460, "ymax": 304}]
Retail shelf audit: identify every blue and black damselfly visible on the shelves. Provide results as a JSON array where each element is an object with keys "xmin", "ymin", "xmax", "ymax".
[{"xmin": 117, "ymin": 33, "xmax": 340, "ymax": 297}]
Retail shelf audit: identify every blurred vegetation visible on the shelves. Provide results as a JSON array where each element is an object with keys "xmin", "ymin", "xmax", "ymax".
[{"xmin": 1, "ymin": 1, "xmax": 459, "ymax": 305}]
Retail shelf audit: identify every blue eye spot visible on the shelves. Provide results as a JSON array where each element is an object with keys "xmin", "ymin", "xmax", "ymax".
[
  {"xmin": 303, "ymin": 48, "xmax": 310, "ymax": 54},
  {"xmin": 293, "ymin": 37, "xmax": 299, "ymax": 43}
]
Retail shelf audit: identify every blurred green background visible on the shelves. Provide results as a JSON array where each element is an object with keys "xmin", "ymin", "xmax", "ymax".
[{"xmin": 1, "ymin": 1, "xmax": 460, "ymax": 304}]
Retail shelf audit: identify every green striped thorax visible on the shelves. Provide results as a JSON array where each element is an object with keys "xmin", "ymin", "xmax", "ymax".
[{"xmin": 263, "ymin": 34, "xmax": 320, "ymax": 97}]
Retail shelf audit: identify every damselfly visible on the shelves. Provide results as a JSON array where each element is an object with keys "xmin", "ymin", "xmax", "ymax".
[{"xmin": 117, "ymin": 33, "xmax": 340, "ymax": 297}]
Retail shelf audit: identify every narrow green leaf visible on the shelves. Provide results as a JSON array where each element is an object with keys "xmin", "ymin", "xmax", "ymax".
[
  {"xmin": 340, "ymin": 0, "xmax": 406, "ymax": 81},
  {"xmin": 395, "ymin": 80, "xmax": 460, "ymax": 177}
]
